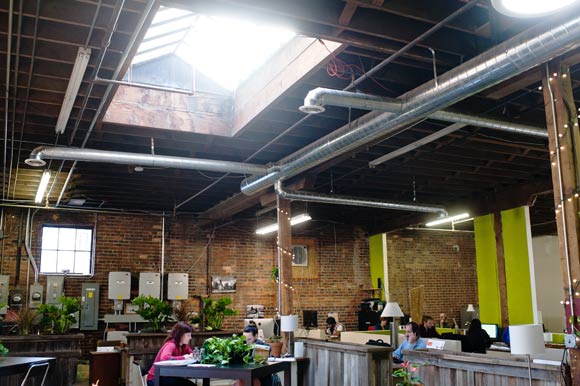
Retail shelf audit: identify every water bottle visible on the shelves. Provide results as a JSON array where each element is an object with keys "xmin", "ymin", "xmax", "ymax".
[{"xmin": 193, "ymin": 347, "xmax": 200, "ymax": 363}]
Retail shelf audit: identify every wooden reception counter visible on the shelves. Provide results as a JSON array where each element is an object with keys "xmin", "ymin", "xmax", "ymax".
[
  {"xmin": 405, "ymin": 349, "xmax": 566, "ymax": 386},
  {"xmin": 296, "ymin": 337, "xmax": 393, "ymax": 386}
]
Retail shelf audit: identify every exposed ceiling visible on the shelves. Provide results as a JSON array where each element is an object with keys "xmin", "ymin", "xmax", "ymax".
[{"xmin": 2, "ymin": 0, "xmax": 579, "ymax": 235}]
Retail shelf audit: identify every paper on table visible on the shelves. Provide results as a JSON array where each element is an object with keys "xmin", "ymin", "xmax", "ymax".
[
  {"xmin": 187, "ymin": 364, "xmax": 217, "ymax": 367},
  {"xmin": 155, "ymin": 358, "xmax": 197, "ymax": 366}
]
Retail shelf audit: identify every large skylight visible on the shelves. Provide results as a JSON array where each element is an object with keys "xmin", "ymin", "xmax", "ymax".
[{"xmin": 134, "ymin": 7, "xmax": 295, "ymax": 91}]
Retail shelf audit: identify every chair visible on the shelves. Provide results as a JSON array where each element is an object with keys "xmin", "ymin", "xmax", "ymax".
[
  {"xmin": 133, "ymin": 357, "xmax": 152, "ymax": 386},
  {"xmin": 368, "ymin": 326, "xmax": 376, "ymax": 331},
  {"xmin": 20, "ymin": 361, "xmax": 50, "ymax": 386}
]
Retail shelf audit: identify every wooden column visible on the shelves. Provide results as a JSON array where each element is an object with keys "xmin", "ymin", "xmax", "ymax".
[
  {"xmin": 542, "ymin": 61, "xmax": 580, "ymax": 309},
  {"xmin": 277, "ymin": 196, "xmax": 293, "ymax": 314},
  {"xmin": 493, "ymin": 212, "xmax": 509, "ymax": 327}
]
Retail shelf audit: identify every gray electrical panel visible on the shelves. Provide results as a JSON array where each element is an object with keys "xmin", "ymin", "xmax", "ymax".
[
  {"xmin": 81, "ymin": 283, "xmax": 100, "ymax": 331},
  {"xmin": 46, "ymin": 275, "xmax": 64, "ymax": 304},
  {"xmin": 139, "ymin": 272, "xmax": 160, "ymax": 298},
  {"xmin": 167, "ymin": 273, "xmax": 188, "ymax": 300},
  {"xmin": 108, "ymin": 272, "xmax": 131, "ymax": 300},
  {"xmin": 29, "ymin": 283, "xmax": 43, "ymax": 308},
  {"xmin": 0, "ymin": 275, "xmax": 9, "ymax": 314}
]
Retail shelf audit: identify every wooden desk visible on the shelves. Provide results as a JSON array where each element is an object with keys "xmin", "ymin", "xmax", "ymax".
[
  {"xmin": 0, "ymin": 357, "xmax": 55, "ymax": 386},
  {"xmin": 154, "ymin": 361, "xmax": 291, "ymax": 386}
]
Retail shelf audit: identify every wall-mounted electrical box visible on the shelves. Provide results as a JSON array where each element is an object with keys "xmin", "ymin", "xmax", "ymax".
[
  {"xmin": 29, "ymin": 283, "xmax": 43, "ymax": 308},
  {"xmin": 0, "ymin": 275, "xmax": 9, "ymax": 314},
  {"xmin": 81, "ymin": 283, "xmax": 100, "ymax": 330},
  {"xmin": 108, "ymin": 272, "xmax": 131, "ymax": 300},
  {"xmin": 46, "ymin": 275, "xmax": 64, "ymax": 304},
  {"xmin": 139, "ymin": 273, "xmax": 160, "ymax": 298},
  {"xmin": 9, "ymin": 288, "xmax": 25, "ymax": 308},
  {"xmin": 167, "ymin": 273, "xmax": 188, "ymax": 300}
]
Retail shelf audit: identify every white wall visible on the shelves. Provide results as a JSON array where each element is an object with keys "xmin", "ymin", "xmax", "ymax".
[{"xmin": 532, "ymin": 235, "xmax": 566, "ymax": 332}]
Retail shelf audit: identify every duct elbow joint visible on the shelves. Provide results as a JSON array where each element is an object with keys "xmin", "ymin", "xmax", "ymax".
[
  {"xmin": 25, "ymin": 147, "xmax": 47, "ymax": 167},
  {"xmin": 299, "ymin": 88, "xmax": 326, "ymax": 114}
]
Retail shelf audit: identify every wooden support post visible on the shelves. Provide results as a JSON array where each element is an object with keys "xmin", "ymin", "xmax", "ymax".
[
  {"xmin": 493, "ymin": 212, "xmax": 509, "ymax": 328},
  {"xmin": 277, "ymin": 195, "xmax": 292, "ymax": 352},
  {"xmin": 542, "ymin": 61, "xmax": 580, "ymax": 306}
]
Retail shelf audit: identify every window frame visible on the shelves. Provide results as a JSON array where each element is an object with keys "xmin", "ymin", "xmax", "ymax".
[{"xmin": 40, "ymin": 224, "xmax": 95, "ymax": 277}]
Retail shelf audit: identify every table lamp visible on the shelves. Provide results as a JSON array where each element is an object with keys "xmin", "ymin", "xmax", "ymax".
[
  {"xmin": 466, "ymin": 304, "xmax": 475, "ymax": 313},
  {"xmin": 381, "ymin": 301, "xmax": 404, "ymax": 348},
  {"xmin": 509, "ymin": 324, "xmax": 545, "ymax": 386},
  {"xmin": 281, "ymin": 315, "xmax": 298, "ymax": 356}
]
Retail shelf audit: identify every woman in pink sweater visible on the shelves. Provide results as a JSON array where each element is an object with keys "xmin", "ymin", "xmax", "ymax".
[{"xmin": 146, "ymin": 322, "xmax": 194, "ymax": 386}]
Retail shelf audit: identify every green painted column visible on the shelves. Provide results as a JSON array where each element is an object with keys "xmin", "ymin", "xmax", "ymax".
[{"xmin": 369, "ymin": 233, "xmax": 385, "ymax": 300}]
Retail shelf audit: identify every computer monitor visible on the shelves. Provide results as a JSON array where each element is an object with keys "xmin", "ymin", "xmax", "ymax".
[
  {"xmin": 481, "ymin": 323, "xmax": 499, "ymax": 340},
  {"xmin": 303, "ymin": 310, "xmax": 318, "ymax": 328},
  {"xmin": 244, "ymin": 318, "xmax": 275, "ymax": 341}
]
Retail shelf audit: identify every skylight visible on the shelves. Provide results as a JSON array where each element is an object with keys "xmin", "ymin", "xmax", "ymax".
[{"xmin": 134, "ymin": 7, "xmax": 295, "ymax": 91}]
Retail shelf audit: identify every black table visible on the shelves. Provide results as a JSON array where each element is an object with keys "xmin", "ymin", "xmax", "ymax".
[
  {"xmin": 0, "ymin": 356, "xmax": 54, "ymax": 385},
  {"xmin": 154, "ymin": 361, "xmax": 291, "ymax": 386}
]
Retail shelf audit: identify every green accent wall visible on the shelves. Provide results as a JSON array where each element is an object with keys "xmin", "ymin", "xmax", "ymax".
[
  {"xmin": 501, "ymin": 207, "xmax": 533, "ymax": 325},
  {"xmin": 369, "ymin": 234, "xmax": 385, "ymax": 300},
  {"xmin": 474, "ymin": 214, "xmax": 502, "ymax": 325}
]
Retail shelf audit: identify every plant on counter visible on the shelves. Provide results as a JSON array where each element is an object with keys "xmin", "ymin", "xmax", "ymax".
[
  {"xmin": 393, "ymin": 362, "xmax": 423, "ymax": 386},
  {"xmin": 37, "ymin": 296, "xmax": 81, "ymax": 334},
  {"xmin": 0, "ymin": 302, "xmax": 8, "ymax": 354},
  {"xmin": 5, "ymin": 306, "xmax": 42, "ymax": 335},
  {"xmin": 201, "ymin": 296, "xmax": 237, "ymax": 331},
  {"xmin": 132, "ymin": 295, "xmax": 174, "ymax": 332},
  {"xmin": 201, "ymin": 335, "xmax": 253, "ymax": 365}
]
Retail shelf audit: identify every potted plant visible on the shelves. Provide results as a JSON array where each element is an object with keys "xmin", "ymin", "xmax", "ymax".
[
  {"xmin": 38, "ymin": 295, "xmax": 81, "ymax": 334},
  {"xmin": 201, "ymin": 296, "xmax": 237, "ymax": 331},
  {"xmin": 267, "ymin": 336, "xmax": 283, "ymax": 358},
  {"xmin": 0, "ymin": 302, "xmax": 7, "ymax": 355},
  {"xmin": 393, "ymin": 362, "xmax": 424, "ymax": 386},
  {"xmin": 202, "ymin": 335, "xmax": 253, "ymax": 365},
  {"xmin": 5, "ymin": 306, "xmax": 42, "ymax": 335},
  {"xmin": 131, "ymin": 295, "xmax": 174, "ymax": 332}
]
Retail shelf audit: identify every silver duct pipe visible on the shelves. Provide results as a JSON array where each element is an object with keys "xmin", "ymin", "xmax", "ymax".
[
  {"xmin": 25, "ymin": 146, "xmax": 271, "ymax": 176},
  {"xmin": 241, "ymin": 12, "xmax": 580, "ymax": 196},
  {"xmin": 300, "ymin": 88, "xmax": 547, "ymax": 138},
  {"xmin": 274, "ymin": 181, "xmax": 447, "ymax": 215}
]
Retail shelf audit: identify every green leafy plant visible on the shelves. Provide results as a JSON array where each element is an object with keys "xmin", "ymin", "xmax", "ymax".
[
  {"xmin": 202, "ymin": 335, "xmax": 253, "ymax": 365},
  {"xmin": 6, "ymin": 306, "xmax": 42, "ymax": 335},
  {"xmin": 267, "ymin": 336, "xmax": 282, "ymax": 343},
  {"xmin": 132, "ymin": 295, "xmax": 174, "ymax": 332},
  {"xmin": 0, "ymin": 302, "xmax": 8, "ymax": 354},
  {"xmin": 393, "ymin": 362, "xmax": 423, "ymax": 386},
  {"xmin": 38, "ymin": 296, "xmax": 81, "ymax": 334},
  {"xmin": 271, "ymin": 267, "xmax": 279, "ymax": 282},
  {"xmin": 202, "ymin": 296, "xmax": 237, "ymax": 331}
]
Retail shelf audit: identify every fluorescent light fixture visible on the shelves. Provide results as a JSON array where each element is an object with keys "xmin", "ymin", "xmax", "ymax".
[
  {"xmin": 55, "ymin": 47, "xmax": 91, "ymax": 134},
  {"xmin": 35, "ymin": 170, "xmax": 51, "ymax": 204},
  {"xmin": 256, "ymin": 213, "xmax": 312, "ymax": 235},
  {"xmin": 425, "ymin": 212, "xmax": 469, "ymax": 227},
  {"xmin": 491, "ymin": 0, "xmax": 579, "ymax": 17}
]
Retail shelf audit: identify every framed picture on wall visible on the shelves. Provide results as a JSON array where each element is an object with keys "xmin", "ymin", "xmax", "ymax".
[
  {"xmin": 292, "ymin": 245, "xmax": 308, "ymax": 266},
  {"xmin": 211, "ymin": 276, "xmax": 237, "ymax": 293}
]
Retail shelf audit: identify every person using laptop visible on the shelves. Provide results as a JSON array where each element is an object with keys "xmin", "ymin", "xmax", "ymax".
[
  {"xmin": 146, "ymin": 322, "xmax": 194, "ymax": 386},
  {"xmin": 393, "ymin": 322, "xmax": 427, "ymax": 363},
  {"xmin": 234, "ymin": 325, "xmax": 278, "ymax": 386},
  {"xmin": 419, "ymin": 315, "xmax": 441, "ymax": 338},
  {"xmin": 464, "ymin": 319, "xmax": 492, "ymax": 353},
  {"xmin": 325, "ymin": 317, "xmax": 344, "ymax": 338}
]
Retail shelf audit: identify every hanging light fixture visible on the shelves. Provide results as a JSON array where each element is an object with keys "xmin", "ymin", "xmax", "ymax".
[
  {"xmin": 491, "ymin": 0, "xmax": 579, "ymax": 18},
  {"xmin": 34, "ymin": 170, "xmax": 51, "ymax": 204},
  {"xmin": 255, "ymin": 214, "xmax": 311, "ymax": 235},
  {"xmin": 425, "ymin": 213, "xmax": 470, "ymax": 227}
]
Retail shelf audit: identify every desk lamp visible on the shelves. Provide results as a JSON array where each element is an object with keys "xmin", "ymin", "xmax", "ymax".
[
  {"xmin": 381, "ymin": 302, "xmax": 404, "ymax": 348},
  {"xmin": 509, "ymin": 324, "xmax": 545, "ymax": 386},
  {"xmin": 281, "ymin": 315, "xmax": 298, "ymax": 356}
]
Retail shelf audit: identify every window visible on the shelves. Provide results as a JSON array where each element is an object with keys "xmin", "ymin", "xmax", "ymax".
[
  {"xmin": 292, "ymin": 245, "xmax": 308, "ymax": 267},
  {"xmin": 40, "ymin": 225, "xmax": 94, "ymax": 275}
]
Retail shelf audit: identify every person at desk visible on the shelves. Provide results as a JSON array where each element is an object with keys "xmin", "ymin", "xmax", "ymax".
[
  {"xmin": 146, "ymin": 322, "xmax": 194, "ymax": 386},
  {"xmin": 393, "ymin": 322, "xmax": 427, "ymax": 362},
  {"xmin": 325, "ymin": 317, "xmax": 344, "ymax": 338},
  {"xmin": 464, "ymin": 318, "xmax": 492, "ymax": 354},
  {"xmin": 419, "ymin": 315, "xmax": 440, "ymax": 338},
  {"xmin": 234, "ymin": 325, "xmax": 278, "ymax": 386},
  {"xmin": 438, "ymin": 313, "xmax": 450, "ymax": 328},
  {"xmin": 374, "ymin": 317, "xmax": 389, "ymax": 331}
]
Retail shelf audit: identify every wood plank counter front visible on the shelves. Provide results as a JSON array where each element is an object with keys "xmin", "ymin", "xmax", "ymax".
[
  {"xmin": 405, "ymin": 349, "xmax": 565, "ymax": 386},
  {"xmin": 296, "ymin": 337, "xmax": 393, "ymax": 386}
]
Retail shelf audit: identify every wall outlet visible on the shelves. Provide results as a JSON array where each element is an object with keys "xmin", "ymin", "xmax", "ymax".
[{"xmin": 565, "ymin": 334, "xmax": 577, "ymax": 348}]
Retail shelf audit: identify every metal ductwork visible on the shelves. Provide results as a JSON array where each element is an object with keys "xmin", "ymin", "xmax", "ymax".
[
  {"xmin": 241, "ymin": 12, "xmax": 580, "ymax": 196},
  {"xmin": 25, "ymin": 146, "xmax": 272, "ymax": 176},
  {"xmin": 274, "ymin": 181, "xmax": 448, "ymax": 215},
  {"xmin": 300, "ymin": 88, "xmax": 547, "ymax": 138}
]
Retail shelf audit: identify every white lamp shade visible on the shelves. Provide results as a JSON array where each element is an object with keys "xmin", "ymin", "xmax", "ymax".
[
  {"xmin": 509, "ymin": 324, "xmax": 545, "ymax": 355},
  {"xmin": 281, "ymin": 315, "xmax": 299, "ymax": 332},
  {"xmin": 466, "ymin": 304, "xmax": 475, "ymax": 312},
  {"xmin": 381, "ymin": 302, "xmax": 404, "ymax": 318}
]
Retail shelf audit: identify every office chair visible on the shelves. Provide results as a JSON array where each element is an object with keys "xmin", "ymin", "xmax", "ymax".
[{"xmin": 20, "ymin": 362, "xmax": 50, "ymax": 386}]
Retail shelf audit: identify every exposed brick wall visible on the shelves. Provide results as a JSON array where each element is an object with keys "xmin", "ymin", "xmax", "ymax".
[
  {"xmin": 0, "ymin": 208, "xmax": 478, "ymax": 356},
  {"xmin": 386, "ymin": 229, "xmax": 477, "ymax": 325}
]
